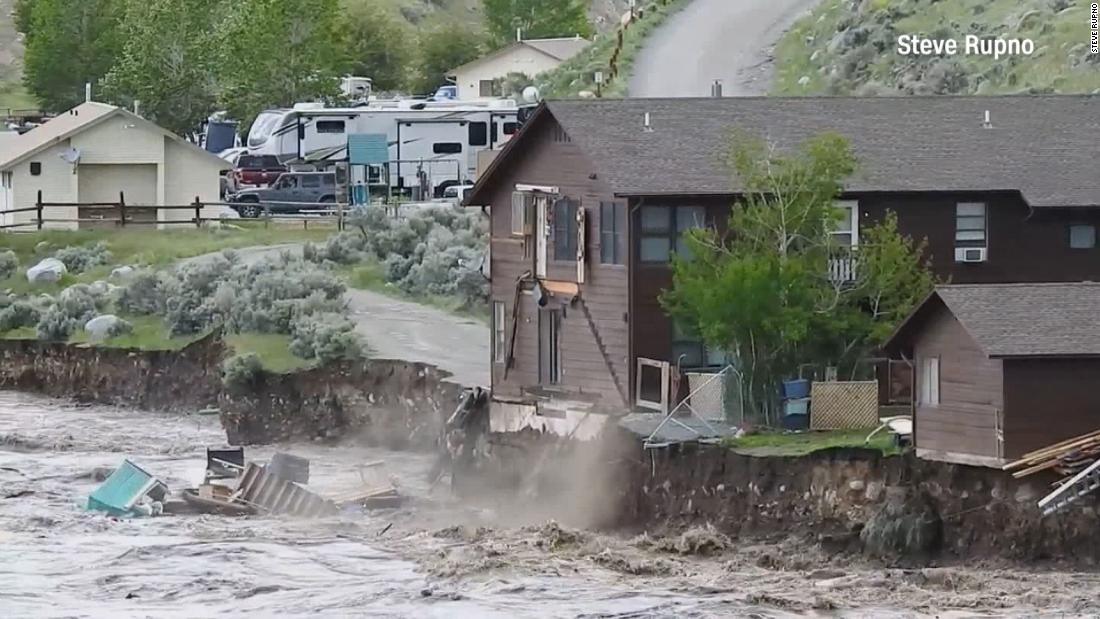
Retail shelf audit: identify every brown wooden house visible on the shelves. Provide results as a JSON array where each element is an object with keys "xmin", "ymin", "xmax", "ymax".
[
  {"xmin": 885, "ymin": 283, "xmax": 1100, "ymax": 467},
  {"xmin": 464, "ymin": 95, "xmax": 1100, "ymax": 441}
]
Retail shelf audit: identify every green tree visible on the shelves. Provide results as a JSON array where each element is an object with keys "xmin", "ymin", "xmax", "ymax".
[
  {"xmin": 13, "ymin": 0, "xmax": 35, "ymax": 35},
  {"xmin": 408, "ymin": 24, "xmax": 484, "ymax": 95},
  {"xmin": 662, "ymin": 132, "xmax": 934, "ymax": 423},
  {"xmin": 100, "ymin": 0, "xmax": 223, "ymax": 135},
  {"xmin": 21, "ymin": 0, "xmax": 124, "ymax": 111},
  {"xmin": 216, "ymin": 0, "xmax": 349, "ymax": 124},
  {"xmin": 343, "ymin": 0, "xmax": 411, "ymax": 92},
  {"xmin": 483, "ymin": 0, "xmax": 592, "ymax": 47}
]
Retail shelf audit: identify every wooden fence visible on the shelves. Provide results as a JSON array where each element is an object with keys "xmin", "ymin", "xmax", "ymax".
[{"xmin": 0, "ymin": 191, "xmax": 347, "ymax": 231}]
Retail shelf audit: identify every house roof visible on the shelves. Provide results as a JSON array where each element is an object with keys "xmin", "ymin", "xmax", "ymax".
[
  {"xmin": 0, "ymin": 101, "xmax": 228, "ymax": 171},
  {"xmin": 535, "ymin": 95, "xmax": 1100, "ymax": 208},
  {"xmin": 888, "ymin": 283, "xmax": 1100, "ymax": 358},
  {"xmin": 449, "ymin": 37, "xmax": 589, "ymax": 75}
]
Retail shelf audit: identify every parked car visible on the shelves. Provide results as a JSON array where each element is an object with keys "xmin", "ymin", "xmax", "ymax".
[
  {"xmin": 432, "ymin": 85, "xmax": 458, "ymax": 100},
  {"xmin": 441, "ymin": 183, "xmax": 475, "ymax": 205},
  {"xmin": 229, "ymin": 172, "xmax": 337, "ymax": 218},
  {"xmin": 227, "ymin": 154, "xmax": 287, "ymax": 195}
]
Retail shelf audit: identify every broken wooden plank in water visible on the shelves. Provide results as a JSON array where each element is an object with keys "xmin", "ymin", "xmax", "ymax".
[{"xmin": 237, "ymin": 463, "xmax": 336, "ymax": 518}]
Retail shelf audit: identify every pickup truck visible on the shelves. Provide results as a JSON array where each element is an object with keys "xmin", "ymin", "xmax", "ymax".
[{"xmin": 228, "ymin": 154, "xmax": 286, "ymax": 194}]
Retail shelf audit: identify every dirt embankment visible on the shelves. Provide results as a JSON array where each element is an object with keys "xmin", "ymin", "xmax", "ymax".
[
  {"xmin": 470, "ymin": 429, "xmax": 1100, "ymax": 566},
  {"xmin": 0, "ymin": 334, "xmax": 466, "ymax": 449}
]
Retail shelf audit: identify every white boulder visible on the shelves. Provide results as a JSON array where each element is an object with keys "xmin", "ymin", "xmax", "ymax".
[
  {"xmin": 26, "ymin": 258, "xmax": 67, "ymax": 283},
  {"xmin": 109, "ymin": 266, "xmax": 135, "ymax": 280},
  {"xmin": 84, "ymin": 315, "xmax": 131, "ymax": 342}
]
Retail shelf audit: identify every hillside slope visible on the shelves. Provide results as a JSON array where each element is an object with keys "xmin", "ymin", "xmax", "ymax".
[
  {"xmin": 0, "ymin": 0, "xmax": 35, "ymax": 110},
  {"xmin": 772, "ymin": 0, "xmax": 1100, "ymax": 96}
]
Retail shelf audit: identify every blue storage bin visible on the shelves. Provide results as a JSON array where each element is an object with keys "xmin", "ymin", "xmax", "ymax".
[
  {"xmin": 784, "ymin": 397, "xmax": 809, "ymax": 416},
  {"xmin": 783, "ymin": 414, "xmax": 809, "ymax": 431},
  {"xmin": 783, "ymin": 379, "xmax": 810, "ymax": 399}
]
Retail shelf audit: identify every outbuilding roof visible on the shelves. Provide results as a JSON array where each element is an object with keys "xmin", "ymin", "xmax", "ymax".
[
  {"xmin": 449, "ymin": 36, "xmax": 590, "ymax": 74},
  {"xmin": 518, "ymin": 95, "xmax": 1100, "ymax": 208},
  {"xmin": 889, "ymin": 283, "xmax": 1100, "ymax": 358},
  {"xmin": 0, "ymin": 101, "xmax": 227, "ymax": 171}
]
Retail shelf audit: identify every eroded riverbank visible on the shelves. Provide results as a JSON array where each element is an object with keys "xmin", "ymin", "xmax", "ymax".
[{"xmin": 4, "ymin": 392, "xmax": 1100, "ymax": 617}]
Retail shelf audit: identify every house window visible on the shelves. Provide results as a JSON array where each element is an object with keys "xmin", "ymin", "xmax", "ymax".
[
  {"xmin": 479, "ymin": 80, "xmax": 496, "ymax": 97},
  {"xmin": 316, "ymin": 120, "xmax": 345, "ymax": 134},
  {"xmin": 919, "ymin": 356, "xmax": 940, "ymax": 407},
  {"xmin": 672, "ymin": 322, "xmax": 730, "ymax": 369},
  {"xmin": 468, "ymin": 122, "xmax": 488, "ymax": 147},
  {"xmin": 639, "ymin": 205, "xmax": 705, "ymax": 263},
  {"xmin": 956, "ymin": 202, "xmax": 987, "ymax": 247},
  {"xmin": 553, "ymin": 199, "xmax": 578, "ymax": 261},
  {"xmin": 552, "ymin": 125, "xmax": 571, "ymax": 143},
  {"xmin": 600, "ymin": 201, "xmax": 625, "ymax": 265},
  {"xmin": 1, "ymin": 171, "xmax": 11, "ymax": 188},
  {"xmin": 539, "ymin": 309, "xmax": 562, "ymax": 385},
  {"xmin": 831, "ymin": 200, "xmax": 859, "ymax": 246},
  {"xmin": 511, "ymin": 192, "xmax": 532, "ymax": 236},
  {"xmin": 1069, "ymin": 224, "xmax": 1096, "ymax": 249},
  {"xmin": 492, "ymin": 301, "xmax": 506, "ymax": 364},
  {"xmin": 29, "ymin": 162, "xmax": 41, "ymax": 176},
  {"xmin": 433, "ymin": 142, "xmax": 462, "ymax": 154}
]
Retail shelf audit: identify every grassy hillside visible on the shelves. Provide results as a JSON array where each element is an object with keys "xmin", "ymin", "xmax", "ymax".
[
  {"xmin": 0, "ymin": 0, "xmax": 36, "ymax": 110},
  {"xmin": 772, "ymin": 0, "xmax": 1100, "ymax": 96}
]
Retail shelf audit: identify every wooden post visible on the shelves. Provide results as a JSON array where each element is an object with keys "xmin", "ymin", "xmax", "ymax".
[
  {"xmin": 118, "ymin": 191, "xmax": 126, "ymax": 227},
  {"xmin": 35, "ymin": 190, "xmax": 42, "ymax": 230},
  {"xmin": 193, "ymin": 196, "xmax": 202, "ymax": 228}
]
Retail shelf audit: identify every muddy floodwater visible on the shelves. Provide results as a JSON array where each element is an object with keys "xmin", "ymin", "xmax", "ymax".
[{"xmin": 3, "ymin": 392, "xmax": 1100, "ymax": 618}]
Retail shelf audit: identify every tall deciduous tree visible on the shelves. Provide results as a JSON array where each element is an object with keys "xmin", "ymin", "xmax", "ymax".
[
  {"xmin": 482, "ymin": 0, "xmax": 592, "ymax": 47},
  {"xmin": 408, "ymin": 24, "xmax": 484, "ymax": 95},
  {"xmin": 21, "ymin": 0, "xmax": 124, "ymax": 111},
  {"xmin": 100, "ymin": 0, "xmax": 223, "ymax": 135},
  {"xmin": 217, "ymin": 0, "xmax": 349, "ymax": 125},
  {"xmin": 343, "ymin": 0, "xmax": 411, "ymax": 92},
  {"xmin": 662, "ymin": 132, "xmax": 935, "ymax": 423}
]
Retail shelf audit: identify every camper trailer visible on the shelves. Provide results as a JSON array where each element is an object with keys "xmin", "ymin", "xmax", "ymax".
[{"xmin": 246, "ymin": 99, "xmax": 519, "ymax": 196}]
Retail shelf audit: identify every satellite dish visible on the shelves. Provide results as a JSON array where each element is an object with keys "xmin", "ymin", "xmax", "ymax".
[
  {"xmin": 60, "ymin": 147, "xmax": 81, "ymax": 164},
  {"xmin": 522, "ymin": 86, "xmax": 541, "ymax": 104}
]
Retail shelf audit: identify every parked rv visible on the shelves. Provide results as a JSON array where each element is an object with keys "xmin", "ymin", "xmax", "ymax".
[{"xmin": 246, "ymin": 99, "xmax": 519, "ymax": 197}]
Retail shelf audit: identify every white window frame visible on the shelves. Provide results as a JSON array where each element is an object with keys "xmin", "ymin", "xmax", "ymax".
[
  {"xmin": 492, "ymin": 301, "xmax": 506, "ymax": 364},
  {"xmin": 955, "ymin": 202, "xmax": 987, "ymax": 247},
  {"xmin": 919, "ymin": 356, "xmax": 940, "ymax": 407},
  {"xmin": 831, "ymin": 200, "xmax": 859, "ymax": 247}
]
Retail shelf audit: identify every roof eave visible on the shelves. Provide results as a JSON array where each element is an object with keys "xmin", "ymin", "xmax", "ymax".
[{"xmin": 463, "ymin": 102, "xmax": 550, "ymax": 207}]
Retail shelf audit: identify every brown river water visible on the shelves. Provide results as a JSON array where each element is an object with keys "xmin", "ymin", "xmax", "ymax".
[{"xmin": 2, "ymin": 391, "xmax": 1098, "ymax": 618}]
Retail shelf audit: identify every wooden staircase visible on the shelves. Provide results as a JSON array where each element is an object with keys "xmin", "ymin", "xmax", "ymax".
[{"xmin": 579, "ymin": 299, "xmax": 628, "ymax": 407}]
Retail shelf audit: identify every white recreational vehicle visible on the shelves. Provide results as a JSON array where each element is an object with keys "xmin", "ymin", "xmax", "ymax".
[{"xmin": 246, "ymin": 99, "xmax": 520, "ymax": 196}]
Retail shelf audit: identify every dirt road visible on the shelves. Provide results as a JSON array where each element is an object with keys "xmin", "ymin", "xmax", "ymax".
[
  {"xmin": 629, "ymin": 0, "xmax": 820, "ymax": 97},
  {"xmin": 182, "ymin": 245, "xmax": 490, "ymax": 389}
]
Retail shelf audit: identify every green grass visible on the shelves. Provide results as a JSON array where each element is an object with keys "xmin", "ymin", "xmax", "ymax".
[
  {"xmin": 225, "ymin": 332, "xmax": 315, "ymax": 373},
  {"xmin": 724, "ymin": 429, "xmax": 900, "ymax": 457},
  {"xmin": 771, "ymin": 0, "xmax": 1100, "ymax": 96},
  {"xmin": 66, "ymin": 315, "xmax": 204, "ymax": 350},
  {"xmin": 0, "ymin": 224, "xmax": 329, "ymax": 294}
]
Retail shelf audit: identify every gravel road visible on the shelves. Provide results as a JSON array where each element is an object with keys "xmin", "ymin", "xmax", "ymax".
[{"xmin": 630, "ymin": 0, "xmax": 820, "ymax": 97}]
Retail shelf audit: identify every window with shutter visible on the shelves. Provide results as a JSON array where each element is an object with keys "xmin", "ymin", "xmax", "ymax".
[
  {"xmin": 600, "ymin": 201, "xmax": 625, "ymax": 264},
  {"xmin": 553, "ymin": 198, "xmax": 577, "ymax": 260}
]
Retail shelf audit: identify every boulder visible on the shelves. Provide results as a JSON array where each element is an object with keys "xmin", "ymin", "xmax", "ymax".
[
  {"xmin": 84, "ymin": 315, "xmax": 131, "ymax": 342},
  {"xmin": 26, "ymin": 258, "xmax": 67, "ymax": 283},
  {"xmin": 109, "ymin": 266, "xmax": 136, "ymax": 280},
  {"xmin": 88, "ymin": 280, "xmax": 111, "ymax": 297}
]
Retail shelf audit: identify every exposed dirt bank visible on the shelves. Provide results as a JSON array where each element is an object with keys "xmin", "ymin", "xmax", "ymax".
[
  {"xmin": 0, "ymin": 334, "xmax": 465, "ymax": 449},
  {"xmin": 469, "ymin": 429, "xmax": 1100, "ymax": 567}
]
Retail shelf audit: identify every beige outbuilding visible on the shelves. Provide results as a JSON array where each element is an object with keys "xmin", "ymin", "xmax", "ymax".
[
  {"xmin": 448, "ymin": 36, "xmax": 590, "ymax": 100},
  {"xmin": 0, "ymin": 101, "xmax": 228, "ymax": 230}
]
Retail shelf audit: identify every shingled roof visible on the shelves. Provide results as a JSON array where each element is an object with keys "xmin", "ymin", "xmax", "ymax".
[
  {"xmin": 891, "ymin": 283, "xmax": 1100, "ymax": 358},
  {"xmin": 540, "ymin": 95, "xmax": 1100, "ymax": 207}
]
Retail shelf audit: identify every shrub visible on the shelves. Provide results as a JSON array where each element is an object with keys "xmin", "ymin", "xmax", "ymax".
[
  {"xmin": 289, "ymin": 312, "xmax": 364, "ymax": 363},
  {"xmin": 0, "ymin": 299, "xmax": 42, "ymax": 332},
  {"xmin": 54, "ymin": 242, "xmax": 112, "ymax": 273},
  {"xmin": 0, "ymin": 250, "xmax": 17, "ymax": 280},
  {"xmin": 34, "ymin": 285, "xmax": 101, "ymax": 341},
  {"xmin": 221, "ymin": 352, "xmax": 264, "ymax": 390},
  {"xmin": 106, "ymin": 317, "xmax": 134, "ymax": 338},
  {"xmin": 303, "ymin": 232, "xmax": 366, "ymax": 265},
  {"xmin": 116, "ymin": 270, "xmax": 166, "ymax": 316}
]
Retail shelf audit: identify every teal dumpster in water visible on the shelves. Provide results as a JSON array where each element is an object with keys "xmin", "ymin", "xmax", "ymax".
[{"xmin": 87, "ymin": 459, "xmax": 168, "ymax": 517}]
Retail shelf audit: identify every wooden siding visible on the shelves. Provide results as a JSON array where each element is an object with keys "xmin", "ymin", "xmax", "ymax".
[
  {"xmin": 1002, "ymin": 359, "xmax": 1100, "ymax": 458},
  {"xmin": 484, "ymin": 115, "xmax": 629, "ymax": 409},
  {"xmin": 912, "ymin": 303, "xmax": 1003, "ymax": 459}
]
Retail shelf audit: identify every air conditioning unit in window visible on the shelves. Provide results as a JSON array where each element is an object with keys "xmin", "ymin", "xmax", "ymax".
[{"xmin": 954, "ymin": 247, "xmax": 987, "ymax": 263}]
